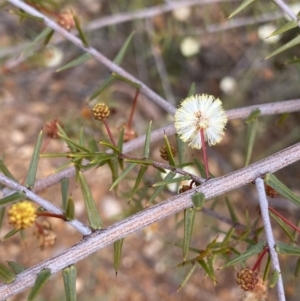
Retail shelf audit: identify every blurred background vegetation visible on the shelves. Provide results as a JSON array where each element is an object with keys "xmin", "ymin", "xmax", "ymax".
[{"xmin": 1, "ymin": 0, "xmax": 300, "ymax": 300}]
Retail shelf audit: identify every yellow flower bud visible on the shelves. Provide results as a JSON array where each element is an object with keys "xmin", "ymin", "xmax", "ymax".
[{"xmin": 8, "ymin": 201, "xmax": 37, "ymax": 230}]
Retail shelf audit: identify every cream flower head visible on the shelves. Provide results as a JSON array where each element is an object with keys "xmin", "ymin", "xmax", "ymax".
[{"xmin": 174, "ymin": 94, "xmax": 227, "ymax": 149}]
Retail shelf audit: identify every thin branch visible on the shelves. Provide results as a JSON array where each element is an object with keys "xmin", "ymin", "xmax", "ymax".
[
  {"xmin": 85, "ymin": 0, "xmax": 236, "ymax": 32},
  {"xmin": 145, "ymin": 19, "xmax": 176, "ymax": 105},
  {"xmin": 191, "ymin": 11, "xmax": 285, "ymax": 35},
  {"xmin": 255, "ymin": 178, "xmax": 286, "ymax": 301},
  {"xmin": 0, "ymin": 142, "xmax": 300, "ymax": 299},
  {"xmin": 6, "ymin": 0, "xmax": 176, "ymax": 115},
  {"xmin": 272, "ymin": 0, "xmax": 300, "ymax": 24},
  {"xmin": 0, "ymin": 175, "xmax": 91, "ymax": 236}
]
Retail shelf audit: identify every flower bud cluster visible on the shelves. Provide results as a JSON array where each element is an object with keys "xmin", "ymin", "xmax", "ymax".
[
  {"xmin": 237, "ymin": 268, "xmax": 259, "ymax": 291},
  {"xmin": 159, "ymin": 145, "xmax": 177, "ymax": 161},
  {"xmin": 92, "ymin": 103, "xmax": 110, "ymax": 120},
  {"xmin": 8, "ymin": 201, "xmax": 37, "ymax": 230}
]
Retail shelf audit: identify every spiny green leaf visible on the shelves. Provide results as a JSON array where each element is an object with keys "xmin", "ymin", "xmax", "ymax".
[
  {"xmin": 221, "ymin": 227, "xmax": 235, "ymax": 247},
  {"xmin": 89, "ymin": 137, "xmax": 99, "ymax": 152},
  {"xmin": 112, "ymin": 73, "xmax": 141, "ymax": 89},
  {"xmin": 177, "ymin": 264, "xmax": 196, "ymax": 291},
  {"xmin": 22, "ymin": 28, "xmax": 53, "ymax": 56},
  {"xmin": 245, "ymin": 108, "xmax": 261, "ymax": 124},
  {"xmin": 27, "ymin": 269, "xmax": 51, "ymax": 301},
  {"xmin": 73, "ymin": 15, "xmax": 89, "ymax": 47},
  {"xmin": 176, "ymin": 134, "xmax": 184, "ymax": 165},
  {"xmin": 244, "ymin": 109, "xmax": 260, "ymax": 166},
  {"xmin": 0, "ymin": 263, "xmax": 15, "ymax": 283},
  {"xmin": 65, "ymin": 196, "xmax": 75, "ymax": 221},
  {"xmin": 89, "ymin": 32, "xmax": 136, "ymax": 100},
  {"xmin": 143, "ymin": 121, "xmax": 152, "ymax": 158},
  {"xmin": 187, "ymin": 82, "xmax": 195, "ymax": 97},
  {"xmin": 193, "ymin": 158, "xmax": 214, "ymax": 178},
  {"xmin": 124, "ymin": 158, "xmax": 153, "ymax": 165},
  {"xmin": 57, "ymin": 125, "xmax": 90, "ymax": 153},
  {"xmin": 244, "ymin": 119, "xmax": 258, "ymax": 166},
  {"xmin": 0, "ymin": 159, "xmax": 18, "ymax": 182},
  {"xmin": 61, "ymin": 178, "xmax": 69, "ymax": 211},
  {"xmin": 110, "ymin": 163, "xmax": 137, "ymax": 191},
  {"xmin": 183, "ymin": 208, "xmax": 195, "ymax": 262},
  {"xmin": 56, "ymin": 53, "xmax": 92, "ymax": 72},
  {"xmin": 9, "ymin": 9, "xmax": 44, "ymax": 21},
  {"xmin": 114, "ymin": 239, "xmax": 124, "ymax": 274},
  {"xmin": 0, "ymin": 191, "xmax": 26, "ymax": 206},
  {"xmin": 0, "ymin": 207, "xmax": 5, "ymax": 229},
  {"xmin": 276, "ymin": 242, "xmax": 300, "ymax": 256},
  {"xmin": 198, "ymin": 259, "xmax": 217, "ymax": 284},
  {"xmin": 294, "ymin": 257, "xmax": 300, "ymax": 277},
  {"xmin": 89, "ymin": 77, "xmax": 114, "ymax": 101},
  {"xmin": 63, "ymin": 265, "xmax": 77, "ymax": 301},
  {"xmin": 220, "ymin": 241, "xmax": 265, "ymax": 269},
  {"xmin": 2, "ymin": 228, "xmax": 20, "ymax": 240},
  {"xmin": 89, "ymin": 153, "xmax": 118, "ymax": 166},
  {"xmin": 114, "ymin": 31, "xmax": 135, "ymax": 64},
  {"xmin": 269, "ymin": 211, "xmax": 295, "ymax": 242},
  {"xmin": 265, "ymin": 35, "xmax": 300, "ymax": 59},
  {"xmin": 228, "ymin": 0, "xmax": 257, "ymax": 19},
  {"xmin": 269, "ymin": 20, "xmax": 298, "ymax": 37},
  {"xmin": 263, "ymin": 254, "xmax": 271, "ymax": 282},
  {"xmin": 128, "ymin": 165, "xmax": 148, "ymax": 202},
  {"xmin": 225, "ymin": 197, "xmax": 239, "ymax": 224},
  {"xmin": 44, "ymin": 29, "xmax": 54, "ymax": 46},
  {"xmin": 147, "ymin": 172, "xmax": 175, "ymax": 206},
  {"xmin": 152, "ymin": 175, "xmax": 190, "ymax": 187},
  {"xmin": 7, "ymin": 261, "xmax": 27, "ymax": 274},
  {"xmin": 269, "ymin": 270, "xmax": 280, "ymax": 288},
  {"xmin": 99, "ymin": 141, "xmax": 120, "ymax": 153},
  {"xmin": 163, "ymin": 134, "xmax": 176, "ymax": 167},
  {"xmin": 192, "ymin": 192, "xmax": 205, "ymax": 210},
  {"xmin": 78, "ymin": 171, "xmax": 102, "ymax": 229},
  {"xmin": 265, "ymin": 173, "xmax": 300, "ymax": 207},
  {"xmin": 117, "ymin": 126, "xmax": 125, "ymax": 153},
  {"xmin": 277, "ymin": 113, "xmax": 289, "ymax": 126},
  {"xmin": 25, "ymin": 130, "xmax": 43, "ymax": 189},
  {"xmin": 287, "ymin": 57, "xmax": 300, "ymax": 64},
  {"xmin": 107, "ymin": 158, "xmax": 119, "ymax": 192}
]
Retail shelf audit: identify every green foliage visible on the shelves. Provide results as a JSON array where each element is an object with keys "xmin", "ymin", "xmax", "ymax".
[
  {"xmin": 63, "ymin": 266, "xmax": 77, "ymax": 301},
  {"xmin": 27, "ymin": 269, "xmax": 51, "ymax": 301},
  {"xmin": 25, "ymin": 130, "xmax": 43, "ymax": 189}
]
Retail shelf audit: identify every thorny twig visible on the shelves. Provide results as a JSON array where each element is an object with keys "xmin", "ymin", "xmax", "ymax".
[
  {"xmin": 255, "ymin": 178, "xmax": 286, "ymax": 301},
  {"xmin": 0, "ymin": 175, "xmax": 91, "ymax": 236}
]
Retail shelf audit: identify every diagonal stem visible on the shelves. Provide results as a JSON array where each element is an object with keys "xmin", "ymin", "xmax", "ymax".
[{"xmin": 255, "ymin": 178, "xmax": 286, "ymax": 301}]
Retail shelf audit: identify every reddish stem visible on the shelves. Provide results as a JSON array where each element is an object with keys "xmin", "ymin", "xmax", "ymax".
[
  {"xmin": 252, "ymin": 246, "xmax": 269, "ymax": 272},
  {"xmin": 269, "ymin": 206, "xmax": 300, "ymax": 234},
  {"xmin": 103, "ymin": 119, "xmax": 116, "ymax": 146},
  {"xmin": 200, "ymin": 128, "xmax": 210, "ymax": 179},
  {"xmin": 35, "ymin": 220, "xmax": 45, "ymax": 235},
  {"xmin": 36, "ymin": 212, "xmax": 65, "ymax": 220},
  {"xmin": 189, "ymin": 180, "xmax": 195, "ymax": 190},
  {"xmin": 40, "ymin": 137, "xmax": 51, "ymax": 153},
  {"xmin": 127, "ymin": 89, "xmax": 140, "ymax": 130}
]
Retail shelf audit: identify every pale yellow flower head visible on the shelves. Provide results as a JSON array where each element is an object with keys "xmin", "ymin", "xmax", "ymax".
[
  {"xmin": 174, "ymin": 94, "xmax": 227, "ymax": 149},
  {"xmin": 8, "ymin": 201, "xmax": 37, "ymax": 230}
]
